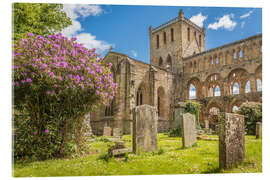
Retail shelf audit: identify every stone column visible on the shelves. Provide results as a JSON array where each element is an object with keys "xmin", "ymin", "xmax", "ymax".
[
  {"xmin": 219, "ymin": 113, "xmax": 245, "ymax": 169},
  {"xmin": 173, "ymin": 102, "xmax": 186, "ymax": 129},
  {"xmin": 256, "ymin": 122, "xmax": 262, "ymax": 139},
  {"xmin": 132, "ymin": 105, "xmax": 158, "ymax": 154},
  {"xmin": 204, "ymin": 120, "xmax": 209, "ymax": 129}
]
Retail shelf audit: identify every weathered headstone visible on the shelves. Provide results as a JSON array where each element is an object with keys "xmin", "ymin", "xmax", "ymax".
[
  {"xmin": 181, "ymin": 113, "xmax": 197, "ymax": 148},
  {"xmin": 108, "ymin": 141, "xmax": 132, "ymax": 157},
  {"xmin": 219, "ymin": 113, "xmax": 245, "ymax": 169},
  {"xmin": 173, "ymin": 102, "xmax": 186, "ymax": 129},
  {"xmin": 103, "ymin": 126, "xmax": 112, "ymax": 137},
  {"xmin": 132, "ymin": 105, "xmax": 158, "ymax": 154},
  {"xmin": 256, "ymin": 122, "xmax": 262, "ymax": 139},
  {"xmin": 113, "ymin": 128, "xmax": 121, "ymax": 137},
  {"xmin": 204, "ymin": 120, "xmax": 209, "ymax": 129}
]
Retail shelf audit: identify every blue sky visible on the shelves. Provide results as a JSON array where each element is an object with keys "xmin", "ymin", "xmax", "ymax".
[{"xmin": 61, "ymin": 5, "xmax": 262, "ymax": 64}]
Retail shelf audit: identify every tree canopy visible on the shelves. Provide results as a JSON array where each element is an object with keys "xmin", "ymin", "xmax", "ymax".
[{"xmin": 13, "ymin": 3, "xmax": 72, "ymax": 40}]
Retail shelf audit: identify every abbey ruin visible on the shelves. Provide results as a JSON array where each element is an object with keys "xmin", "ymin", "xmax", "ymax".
[{"xmin": 90, "ymin": 9, "xmax": 262, "ymax": 135}]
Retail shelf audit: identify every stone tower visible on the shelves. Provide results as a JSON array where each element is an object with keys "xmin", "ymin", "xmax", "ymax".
[{"xmin": 149, "ymin": 9, "xmax": 206, "ymax": 73}]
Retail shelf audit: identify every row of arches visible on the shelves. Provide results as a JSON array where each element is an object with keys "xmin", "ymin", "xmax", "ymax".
[
  {"xmin": 188, "ymin": 66, "xmax": 262, "ymax": 99},
  {"xmin": 184, "ymin": 39, "xmax": 262, "ymax": 74}
]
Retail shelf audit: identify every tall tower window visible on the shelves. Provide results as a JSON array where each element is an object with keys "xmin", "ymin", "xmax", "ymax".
[
  {"xmin": 194, "ymin": 31, "xmax": 196, "ymax": 40},
  {"xmin": 199, "ymin": 35, "xmax": 202, "ymax": 47},
  {"xmin": 136, "ymin": 88, "xmax": 143, "ymax": 106},
  {"xmin": 187, "ymin": 28, "xmax": 190, "ymax": 41},
  {"xmin": 171, "ymin": 28, "xmax": 174, "ymax": 42},
  {"xmin": 163, "ymin": 32, "xmax": 166, "ymax": 44},
  {"xmin": 156, "ymin": 34, "xmax": 159, "ymax": 48}
]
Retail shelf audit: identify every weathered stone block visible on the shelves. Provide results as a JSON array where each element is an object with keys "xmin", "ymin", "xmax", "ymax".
[
  {"xmin": 103, "ymin": 126, "xmax": 112, "ymax": 137},
  {"xmin": 173, "ymin": 102, "xmax": 186, "ymax": 129},
  {"xmin": 132, "ymin": 105, "xmax": 158, "ymax": 154},
  {"xmin": 113, "ymin": 128, "xmax": 121, "ymax": 137},
  {"xmin": 181, "ymin": 113, "xmax": 197, "ymax": 148},
  {"xmin": 219, "ymin": 113, "xmax": 245, "ymax": 169},
  {"xmin": 256, "ymin": 122, "xmax": 262, "ymax": 139}
]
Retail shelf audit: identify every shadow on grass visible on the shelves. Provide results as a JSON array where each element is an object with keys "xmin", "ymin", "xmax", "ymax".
[{"xmin": 201, "ymin": 167, "xmax": 221, "ymax": 174}]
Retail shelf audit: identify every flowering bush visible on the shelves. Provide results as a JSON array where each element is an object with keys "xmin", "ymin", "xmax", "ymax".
[{"xmin": 13, "ymin": 33, "xmax": 117, "ymax": 160}]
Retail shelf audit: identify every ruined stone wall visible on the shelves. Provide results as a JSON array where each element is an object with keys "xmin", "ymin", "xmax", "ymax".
[{"xmin": 182, "ymin": 34, "xmax": 262, "ymax": 125}]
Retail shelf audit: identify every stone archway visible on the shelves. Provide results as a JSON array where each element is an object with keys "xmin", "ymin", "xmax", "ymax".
[
  {"xmin": 157, "ymin": 86, "xmax": 165, "ymax": 118},
  {"xmin": 187, "ymin": 77, "xmax": 202, "ymax": 99}
]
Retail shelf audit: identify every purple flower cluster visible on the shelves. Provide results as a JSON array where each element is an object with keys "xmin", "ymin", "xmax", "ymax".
[{"xmin": 13, "ymin": 33, "xmax": 117, "ymax": 106}]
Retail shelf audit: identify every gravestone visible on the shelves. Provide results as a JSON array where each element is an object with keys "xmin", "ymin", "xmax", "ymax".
[
  {"xmin": 219, "ymin": 113, "xmax": 245, "ymax": 169},
  {"xmin": 173, "ymin": 102, "xmax": 186, "ymax": 129},
  {"xmin": 181, "ymin": 113, "xmax": 197, "ymax": 148},
  {"xmin": 113, "ymin": 128, "xmax": 121, "ymax": 137},
  {"xmin": 256, "ymin": 122, "xmax": 262, "ymax": 139},
  {"xmin": 103, "ymin": 126, "xmax": 112, "ymax": 137},
  {"xmin": 132, "ymin": 105, "xmax": 158, "ymax": 154}
]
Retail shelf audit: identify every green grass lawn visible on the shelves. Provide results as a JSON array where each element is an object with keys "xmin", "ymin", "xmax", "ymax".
[{"xmin": 13, "ymin": 134, "xmax": 262, "ymax": 177}]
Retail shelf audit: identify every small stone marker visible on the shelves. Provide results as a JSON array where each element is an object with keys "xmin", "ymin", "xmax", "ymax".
[
  {"xmin": 132, "ymin": 105, "xmax": 158, "ymax": 154},
  {"xmin": 113, "ymin": 128, "xmax": 121, "ymax": 137},
  {"xmin": 256, "ymin": 122, "xmax": 262, "ymax": 139},
  {"xmin": 219, "ymin": 113, "xmax": 245, "ymax": 169},
  {"xmin": 181, "ymin": 113, "xmax": 197, "ymax": 148},
  {"xmin": 173, "ymin": 102, "xmax": 186, "ymax": 129},
  {"xmin": 108, "ymin": 141, "xmax": 132, "ymax": 157},
  {"xmin": 103, "ymin": 126, "xmax": 112, "ymax": 137}
]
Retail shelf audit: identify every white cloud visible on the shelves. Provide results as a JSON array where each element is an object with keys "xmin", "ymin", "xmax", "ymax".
[
  {"xmin": 190, "ymin": 13, "xmax": 207, "ymax": 28},
  {"xmin": 241, "ymin": 21, "xmax": 245, "ymax": 28},
  {"xmin": 240, "ymin": 10, "xmax": 253, "ymax": 19},
  {"xmin": 130, "ymin": 50, "xmax": 137, "ymax": 58},
  {"xmin": 208, "ymin": 14, "xmax": 237, "ymax": 31},
  {"xmin": 76, "ymin": 33, "xmax": 111, "ymax": 54},
  {"xmin": 61, "ymin": 4, "xmax": 112, "ymax": 54}
]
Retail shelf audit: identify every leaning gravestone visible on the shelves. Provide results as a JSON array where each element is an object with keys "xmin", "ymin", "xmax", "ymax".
[
  {"xmin": 132, "ymin": 105, "xmax": 158, "ymax": 154},
  {"xmin": 180, "ymin": 113, "xmax": 197, "ymax": 148},
  {"xmin": 219, "ymin": 113, "xmax": 245, "ymax": 169},
  {"xmin": 256, "ymin": 122, "xmax": 262, "ymax": 139},
  {"xmin": 103, "ymin": 126, "xmax": 112, "ymax": 137}
]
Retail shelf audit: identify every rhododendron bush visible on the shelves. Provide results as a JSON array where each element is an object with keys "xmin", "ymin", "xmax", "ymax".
[{"xmin": 13, "ymin": 33, "xmax": 117, "ymax": 160}]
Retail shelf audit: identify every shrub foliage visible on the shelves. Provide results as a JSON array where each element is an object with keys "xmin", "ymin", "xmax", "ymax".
[
  {"xmin": 237, "ymin": 102, "xmax": 262, "ymax": 135},
  {"xmin": 13, "ymin": 33, "xmax": 117, "ymax": 160},
  {"xmin": 185, "ymin": 100, "xmax": 201, "ymax": 128}
]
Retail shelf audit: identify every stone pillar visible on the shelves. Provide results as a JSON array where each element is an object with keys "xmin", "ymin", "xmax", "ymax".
[
  {"xmin": 204, "ymin": 120, "xmax": 209, "ymax": 129},
  {"xmin": 256, "ymin": 122, "xmax": 262, "ymax": 139},
  {"xmin": 83, "ymin": 113, "xmax": 93, "ymax": 137},
  {"xmin": 132, "ymin": 105, "xmax": 158, "ymax": 154},
  {"xmin": 103, "ymin": 126, "xmax": 112, "ymax": 137},
  {"xmin": 219, "ymin": 113, "xmax": 245, "ymax": 169},
  {"xmin": 173, "ymin": 102, "xmax": 186, "ymax": 129},
  {"xmin": 181, "ymin": 113, "xmax": 197, "ymax": 148}
]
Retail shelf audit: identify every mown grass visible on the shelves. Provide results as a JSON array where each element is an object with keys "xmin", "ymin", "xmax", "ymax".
[{"xmin": 13, "ymin": 134, "xmax": 262, "ymax": 177}]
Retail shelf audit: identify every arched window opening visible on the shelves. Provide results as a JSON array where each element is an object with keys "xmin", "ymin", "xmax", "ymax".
[
  {"xmin": 156, "ymin": 34, "xmax": 159, "ymax": 48},
  {"xmin": 159, "ymin": 57, "xmax": 163, "ymax": 66},
  {"xmin": 171, "ymin": 28, "xmax": 174, "ymax": 42},
  {"xmin": 214, "ymin": 86, "xmax": 221, "ymax": 96},
  {"xmin": 233, "ymin": 51, "xmax": 237, "ymax": 60},
  {"xmin": 166, "ymin": 55, "xmax": 172, "ymax": 69},
  {"xmin": 232, "ymin": 82, "xmax": 240, "ymax": 95},
  {"xmin": 239, "ymin": 50, "xmax": 243, "ymax": 59},
  {"xmin": 157, "ymin": 87, "xmax": 165, "ymax": 117},
  {"xmin": 105, "ymin": 100, "xmax": 114, "ymax": 116},
  {"xmin": 214, "ymin": 74, "xmax": 217, "ymax": 80},
  {"xmin": 257, "ymin": 79, "xmax": 262, "ymax": 92},
  {"xmin": 232, "ymin": 105, "xmax": 239, "ymax": 112},
  {"xmin": 211, "ymin": 59, "xmax": 214, "ymax": 65},
  {"xmin": 157, "ymin": 96, "xmax": 160, "ymax": 116},
  {"xmin": 136, "ymin": 87, "xmax": 143, "ymax": 106},
  {"xmin": 163, "ymin": 31, "xmax": 166, "ymax": 44},
  {"xmin": 216, "ymin": 57, "xmax": 219, "ymax": 64},
  {"xmin": 199, "ymin": 35, "xmax": 202, "ymax": 47},
  {"xmin": 189, "ymin": 84, "xmax": 196, "ymax": 99},
  {"xmin": 245, "ymin": 80, "xmax": 251, "ymax": 93}
]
